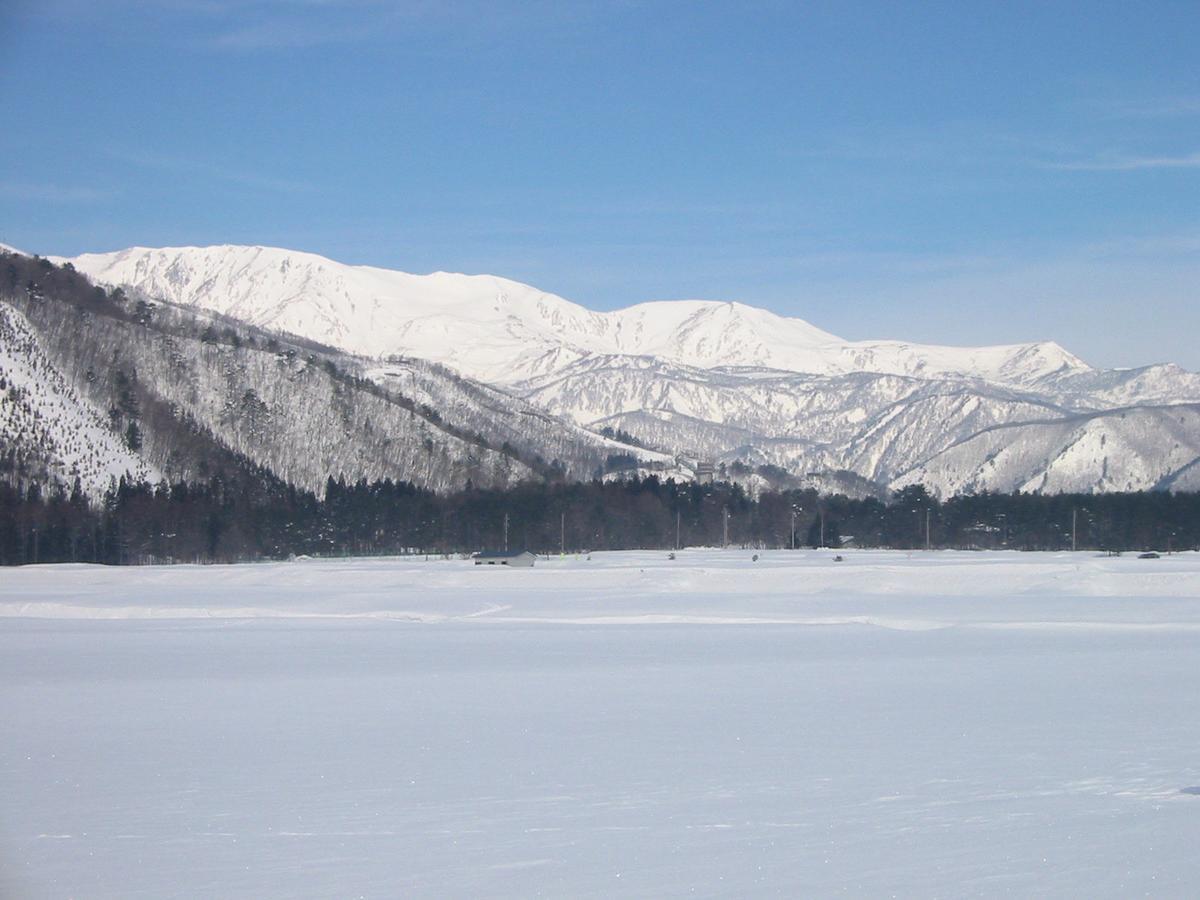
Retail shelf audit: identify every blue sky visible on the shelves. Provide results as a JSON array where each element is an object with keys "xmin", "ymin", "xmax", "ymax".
[{"xmin": 1, "ymin": 1, "xmax": 1197, "ymax": 369}]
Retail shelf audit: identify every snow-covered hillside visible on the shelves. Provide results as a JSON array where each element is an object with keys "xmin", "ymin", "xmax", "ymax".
[
  {"xmin": 894, "ymin": 405, "xmax": 1200, "ymax": 496},
  {"xmin": 34, "ymin": 243, "xmax": 1200, "ymax": 496},
  {"xmin": 64, "ymin": 245, "xmax": 1087, "ymax": 386},
  {"xmin": 365, "ymin": 357, "xmax": 675, "ymax": 476},
  {"xmin": 0, "ymin": 303, "xmax": 155, "ymax": 494},
  {"xmin": 1, "ymin": 254, "xmax": 669, "ymax": 498}
]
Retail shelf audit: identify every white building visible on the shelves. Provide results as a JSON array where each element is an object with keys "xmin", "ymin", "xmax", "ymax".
[{"xmin": 472, "ymin": 550, "xmax": 537, "ymax": 567}]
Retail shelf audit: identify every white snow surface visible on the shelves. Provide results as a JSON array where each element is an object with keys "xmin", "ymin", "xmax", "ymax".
[
  {"xmin": 61, "ymin": 244, "xmax": 1088, "ymax": 385},
  {"xmin": 4, "ymin": 549, "xmax": 1200, "ymax": 897}
]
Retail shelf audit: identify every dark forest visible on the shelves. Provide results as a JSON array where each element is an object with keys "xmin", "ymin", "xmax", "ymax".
[{"xmin": 3, "ymin": 473, "xmax": 1199, "ymax": 565}]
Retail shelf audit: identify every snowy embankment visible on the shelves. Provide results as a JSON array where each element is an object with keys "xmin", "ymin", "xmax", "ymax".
[
  {"xmin": 4, "ymin": 551, "xmax": 1200, "ymax": 898},
  {"xmin": 3, "ymin": 549, "xmax": 1200, "ymax": 629}
]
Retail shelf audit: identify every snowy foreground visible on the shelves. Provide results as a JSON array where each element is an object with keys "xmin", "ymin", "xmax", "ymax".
[{"xmin": 3, "ymin": 549, "xmax": 1200, "ymax": 898}]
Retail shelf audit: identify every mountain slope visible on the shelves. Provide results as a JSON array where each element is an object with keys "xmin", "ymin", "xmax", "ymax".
[
  {"xmin": 3, "ymin": 254, "xmax": 666, "ymax": 497},
  {"xmin": 40, "ymin": 243, "xmax": 1200, "ymax": 498},
  {"xmin": 893, "ymin": 406, "xmax": 1200, "ymax": 496},
  {"xmin": 0, "ymin": 303, "xmax": 155, "ymax": 494},
  {"xmin": 64, "ymin": 244, "xmax": 1089, "ymax": 386}
]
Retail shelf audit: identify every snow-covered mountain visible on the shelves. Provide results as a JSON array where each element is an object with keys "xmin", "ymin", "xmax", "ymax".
[
  {"xmin": 64, "ymin": 245, "xmax": 1086, "ymax": 386},
  {"xmin": 1, "ymin": 253, "xmax": 671, "ymax": 499},
  {"xmin": 41, "ymin": 244, "xmax": 1200, "ymax": 497},
  {"xmin": 893, "ymin": 405, "xmax": 1200, "ymax": 495}
]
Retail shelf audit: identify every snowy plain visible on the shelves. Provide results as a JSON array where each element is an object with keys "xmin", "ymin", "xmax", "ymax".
[{"xmin": 3, "ymin": 549, "xmax": 1200, "ymax": 897}]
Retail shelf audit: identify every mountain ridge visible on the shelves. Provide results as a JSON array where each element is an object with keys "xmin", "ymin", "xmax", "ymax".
[
  {"xmin": 60, "ymin": 244, "xmax": 1090, "ymax": 387},
  {"xmin": 1, "ymin": 251, "xmax": 671, "ymax": 499},
  {"xmin": 13, "ymin": 242, "xmax": 1200, "ymax": 498}
]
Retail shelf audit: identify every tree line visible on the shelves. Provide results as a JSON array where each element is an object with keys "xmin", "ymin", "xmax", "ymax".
[{"xmin": 3, "ymin": 475, "xmax": 1199, "ymax": 565}]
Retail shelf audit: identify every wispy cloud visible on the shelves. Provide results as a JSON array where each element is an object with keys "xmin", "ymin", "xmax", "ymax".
[
  {"xmin": 106, "ymin": 147, "xmax": 315, "ymax": 194},
  {"xmin": 0, "ymin": 181, "xmax": 116, "ymax": 203},
  {"xmin": 1074, "ymin": 231, "xmax": 1200, "ymax": 260},
  {"xmin": 1093, "ymin": 95, "xmax": 1200, "ymax": 119},
  {"xmin": 212, "ymin": 18, "xmax": 371, "ymax": 49},
  {"xmin": 15, "ymin": 0, "xmax": 630, "ymax": 53},
  {"xmin": 203, "ymin": 0, "xmax": 622, "ymax": 52},
  {"xmin": 1046, "ymin": 152, "xmax": 1200, "ymax": 171},
  {"xmin": 209, "ymin": 0, "xmax": 400, "ymax": 49},
  {"xmin": 18, "ymin": 0, "xmax": 415, "ymax": 49}
]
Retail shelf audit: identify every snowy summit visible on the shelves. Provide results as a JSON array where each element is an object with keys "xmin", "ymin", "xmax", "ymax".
[{"xmin": 63, "ymin": 244, "xmax": 1086, "ymax": 386}]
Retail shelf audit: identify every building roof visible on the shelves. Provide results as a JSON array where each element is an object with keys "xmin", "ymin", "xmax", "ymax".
[{"xmin": 472, "ymin": 549, "xmax": 537, "ymax": 559}]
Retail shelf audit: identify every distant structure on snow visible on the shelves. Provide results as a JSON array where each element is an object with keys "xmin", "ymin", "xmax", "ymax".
[{"xmin": 472, "ymin": 550, "xmax": 537, "ymax": 567}]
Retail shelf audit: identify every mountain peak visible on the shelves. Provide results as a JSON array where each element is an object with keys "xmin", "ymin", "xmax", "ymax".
[{"xmin": 63, "ymin": 243, "xmax": 1093, "ymax": 387}]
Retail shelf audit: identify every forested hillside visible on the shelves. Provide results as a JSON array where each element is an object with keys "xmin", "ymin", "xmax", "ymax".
[
  {"xmin": 64, "ymin": 243, "xmax": 1200, "ymax": 497},
  {"xmin": 1, "ymin": 253, "xmax": 663, "ymax": 499}
]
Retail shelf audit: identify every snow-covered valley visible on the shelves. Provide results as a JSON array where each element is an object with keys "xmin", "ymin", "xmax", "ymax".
[{"xmin": 4, "ymin": 550, "xmax": 1200, "ymax": 896}]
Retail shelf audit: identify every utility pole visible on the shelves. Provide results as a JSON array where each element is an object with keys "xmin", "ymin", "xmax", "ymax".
[
  {"xmin": 560, "ymin": 511, "xmax": 565, "ymax": 555},
  {"xmin": 790, "ymin": 509, "xmax": 796, "ymax": 550},
  {"xmin": 675, "ymin": 509, "xmax": 681, "ymax": 551},
  {"xmin": 925, "ymin": 508, "xmax": 931, "ymax": 551},
  {"xmin": 819, "ymin": 509, "xmax": 825, "ymax": 548},
  {"xmin": 1071, "ymin": 507, "xmax": 1077, "ymax": 552},
  {"xmin": 503, "ymin": 513, "xmax": 509, "ymax": 552},
  {"xmin": 723, "ymin": 507, "xmax": 729, "ymax": 549}
]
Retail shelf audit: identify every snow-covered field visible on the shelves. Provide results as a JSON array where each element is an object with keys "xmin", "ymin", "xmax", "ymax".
[{"xmin": 3, "ymin": 549, "xmax": 1200, "ymax": 897}]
